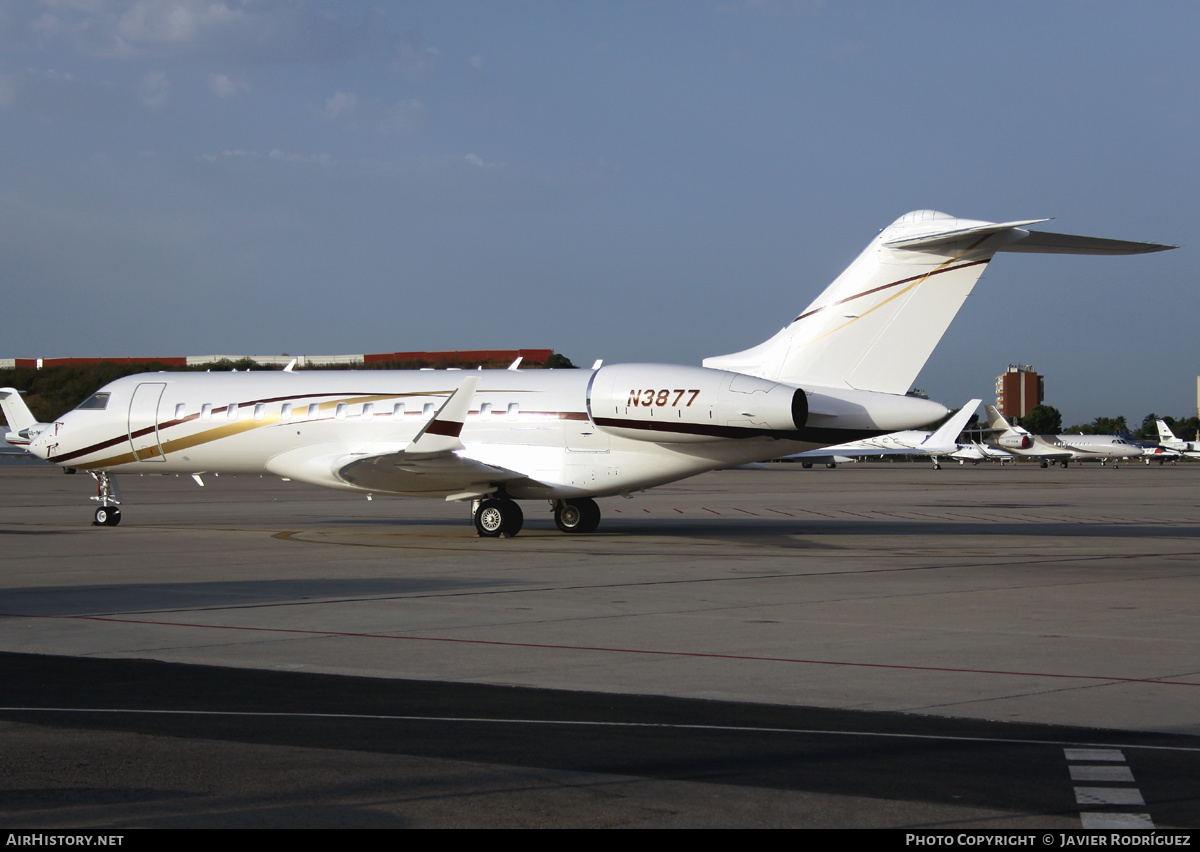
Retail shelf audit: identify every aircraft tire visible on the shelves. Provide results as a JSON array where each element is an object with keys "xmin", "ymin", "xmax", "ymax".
[
  {"xmin": 555, "ymin": 498, "xmax": 600, "ymax": 534},
  {"xmin": 825, "ymin": 463, "xmax": 837, "ymax": 469},
  {"xmin": 93, "ymin": 507, "xmax": 121, "ymax": 527},
  {"xmin": 475, "ymin": 499, "xmax": 522, "ymax": 538},
  {"xmin": 1040, "ymin": 461, "xmax": 1048, "ymax": 468},
  {"xmin": 801, "ymin": 463, "xmax": 813, "ymax": 469}
]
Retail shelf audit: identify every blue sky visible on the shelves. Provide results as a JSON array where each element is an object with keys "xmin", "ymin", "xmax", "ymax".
[{"xmin": 1, "ymin": 1, "xmax": 1195, "ymax": 426}]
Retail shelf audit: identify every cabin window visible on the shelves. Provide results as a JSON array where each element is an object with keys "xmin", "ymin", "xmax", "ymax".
[
  {"xmin": 423, "ymin": 402, "xmax": 434, "ymax": 416},
  {"xmin": 174, "ymin": 403, "xmax": 186, "ymax": 420},
  {"xmin": 227, "ymin": 404, "xmax": 238, "ymax": 421},
  {"xmin": 281, "ymin": 403, "xmax": 292, "ymax": 421},
  {"xmin": 307, "ymin": 403, "xmax": 320, "ymax": 420},
  {"xmin": 335, "ymin": 402, "xmax": 348, "ymax": 420},
  {"xmin": 200, "ymin": 403, "xmax": 212, "ymax": 421},
  {"xmin": 479, "ymin": 402, "xmax": 492, "ymax": 416},
  {"xmin": 392, "ymin": 402, "xmax": 405, "ymax": 419},
  {"xmin": 75, "ymin": 392, "xmax": 110, "ymax": 411},
  {"xmin": 253, "ymin": 403, "xmax": 266, "ymax": 421},
  {"xmin": 507, "ymin": 403, "xmax": 520, "ymax": 418},
  {"xmin": 362, "ymin": 403, "xmax": 374, "ymax": 421}
]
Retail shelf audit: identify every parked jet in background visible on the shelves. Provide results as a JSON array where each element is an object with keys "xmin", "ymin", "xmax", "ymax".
[
  {"xmin": 984, "ymin": 406, "xmax": 1143, "ymax": 467},
  {"xmin": 1155, "ymin": 420, "xmax": 1200, "ymax": 459},
  {"xmin": 790, "ymin": 399, "xmax": 980, "ymax": 469},
  {"xmin": 5, "ymin": 211, "xmax": 1171, "ymax": 534},
  {"xmin": 950, "ymin": 441, "xmax": 1015, "ymax": 465}
]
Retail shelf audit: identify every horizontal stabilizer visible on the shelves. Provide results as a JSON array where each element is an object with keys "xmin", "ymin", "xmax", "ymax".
[
  {"xmin": 884, "ymin": 220, "xmax": 1049, "ymax": 250},
  {"xmin": 998, "ymin": 230, "xmax": 1176, "ymax": 255}
]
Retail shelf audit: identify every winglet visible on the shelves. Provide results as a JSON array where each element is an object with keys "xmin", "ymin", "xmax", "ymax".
[{"xmin": 405, "ymin": 375, "xmax": 480, "ymax": 456}]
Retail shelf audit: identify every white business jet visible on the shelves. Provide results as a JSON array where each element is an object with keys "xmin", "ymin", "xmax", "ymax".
[
  {"xmin": 1155, "ymin": 420, "xmax": 1200, "ymax": 459},
  {"xmin": 789, "ymin": 399, "xmax": 981, "ymax": 469},
  {"xmin": 984, "ymin": 405, "xmax": 1143, "ymax": 467},
  {"xmin": 2, "ymin": 211, "xmax": 1170, "ymax": 535}
]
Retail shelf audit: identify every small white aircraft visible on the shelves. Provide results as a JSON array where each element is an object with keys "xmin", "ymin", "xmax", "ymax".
[
  {"xmin": 3, "ymin": 211, "xmax": 1170, "ymax": 535},
  {"xmin": 949, "ymin": 441, "xmax": 1015, "ymax": 465},
  {"xmin": 790, "ymin": 399, "xmax": 981, "ymax": 469},
  {"xmin": 983, "ymin": 406, "xmax": 1143, "ymax": 467},
  {"xmin": 1155, "ymin": 420, "xmax": 1200, "ymax": 459}
]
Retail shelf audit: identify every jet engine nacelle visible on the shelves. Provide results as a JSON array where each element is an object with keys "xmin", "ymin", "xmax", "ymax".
[
  {"xmin": 587, "ymin": 364, "xmax": 949, "ymax": 444},
  {"xmin": 588, "ymin": 364, "xmax": 806, "ymax": 443},
  {"xmin": 997, "ymin": 432, "xmax": 1033, "ymax": 450}
]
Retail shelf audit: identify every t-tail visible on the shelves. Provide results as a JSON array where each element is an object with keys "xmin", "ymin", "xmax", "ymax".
[{"xmin": 704, "ymin": 210, "xmax": 1173, "ymax": 394}]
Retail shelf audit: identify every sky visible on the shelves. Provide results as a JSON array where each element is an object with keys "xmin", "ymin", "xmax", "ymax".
[{"xmin": 1, "ymin": 0, "xmax": 1195, "ymax": 427}]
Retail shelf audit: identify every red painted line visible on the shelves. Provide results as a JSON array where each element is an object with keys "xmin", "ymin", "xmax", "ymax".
[
  {"xmin": 733, "ymin": 508, "xmax": 758, "ymax": 515},
  {"xmin": 12, "ymin": 613, "xmax": 1198, "ymax": 688},
  {"xmin": 702, "ymin": 507, "xmax": 721, "ymax": 515},
  {"xmin": 766, "ymin": 509, "xmax": 795, "ymax": 517}
]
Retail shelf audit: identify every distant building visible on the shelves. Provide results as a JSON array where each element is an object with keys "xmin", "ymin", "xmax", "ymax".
[{"xmin": 995, "ymin": 365, "xmax": 1044, "ymax": 420}]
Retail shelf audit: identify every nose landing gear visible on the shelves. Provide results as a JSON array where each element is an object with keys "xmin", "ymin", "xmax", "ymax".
[{"xmin": 90, "ymin": 472, "xmax": 122, "ymax": 526}]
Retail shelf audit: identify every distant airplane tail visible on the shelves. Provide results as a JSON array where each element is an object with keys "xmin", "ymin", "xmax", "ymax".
[
  {"xmin": 1156, "ymin": 419, "xmax": 1179, "ymax": 443},
  {"xmin": 0, "ymin": 387, "xmax": 43, "ymax": 445},
  {"xmin": 704, "ymin": 211, "xmax": 1173, "ymax": 395}
]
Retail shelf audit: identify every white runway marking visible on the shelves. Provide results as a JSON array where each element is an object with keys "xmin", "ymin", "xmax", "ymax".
[{"xmin": 1064, "ymin": 747, "xmax": 1154, "ymax": 829}]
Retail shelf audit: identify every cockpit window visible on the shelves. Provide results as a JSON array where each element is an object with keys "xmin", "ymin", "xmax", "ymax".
[{"xmin": 75, "ymin": 392, "xmax": 111, "ymax": 411}]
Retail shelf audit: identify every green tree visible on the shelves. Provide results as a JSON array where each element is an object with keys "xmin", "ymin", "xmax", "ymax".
[{"xmin": 1019, "ymin": 404, "xmax": 1062, "ymax": 435}]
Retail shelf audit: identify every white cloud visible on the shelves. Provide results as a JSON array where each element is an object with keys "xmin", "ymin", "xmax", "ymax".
[
  {"xmin": 321, "ymin": 92, "xmax": 425, "ymax": 136},
  {"xmin": 138, "ymin": 69, "xmax": 169, "ymax": 107},
  {"xmin": 323, "ymin": 90, "xmax": 357, "ymax": 120},
  {"xmin": 392, "ymin": 42, "xmax": 440, "ymax": 80},
  {"xmin": 117, "ymin": 0, "xmax": 244, "ymax": 48},
  {"xmin": 209, "ymin": 73, "xmax": 247, "ymax": 98},
  {"xmin": 15, "ymin": 0, "xmax": 392, "ymax": 63},
  {"xmin": 465, "ymin": 153, "xmax": 484, "ymax": 168}
]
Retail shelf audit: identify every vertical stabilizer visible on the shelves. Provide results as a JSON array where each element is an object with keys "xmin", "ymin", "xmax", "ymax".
[{"xmin": 704, "ymin": 211, "xmax": 1173, "ymax": 395}]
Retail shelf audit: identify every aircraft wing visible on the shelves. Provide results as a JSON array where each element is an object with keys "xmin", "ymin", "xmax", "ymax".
[
  {"xmin": 335, "ymin": 450, "xmax": 531, "ymax": 501},
  {"xmin": 330, "ymin": 374, "xmax": 534, "ymax": 500}
]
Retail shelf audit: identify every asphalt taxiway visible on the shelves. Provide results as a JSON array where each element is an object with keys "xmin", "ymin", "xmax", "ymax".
[{"xmin": 2, "ymin": 462, "xmax": 1198, "ymax": 827}]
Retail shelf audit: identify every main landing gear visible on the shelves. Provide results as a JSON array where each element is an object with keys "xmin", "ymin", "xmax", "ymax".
[
  {"xmin": 471, "ymin": 496, "xmax": 603, "ymax": 536},
  {"xmin": 473, "ymin": 498, "xmax": 524, "ymax": 538},
  {"xmin": 90, "ymin": 472, "xmax": 122, "ymax": 526},
  {"xmin": 554, "ymin": 498, "xmax": 601, "ymax": 534}
]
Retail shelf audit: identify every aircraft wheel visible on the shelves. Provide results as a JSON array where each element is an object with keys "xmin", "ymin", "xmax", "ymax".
[
  {"xmin": 801, "ymin": 462, "xmax": 813, "ymax": 469},
  {"xmin": 93, "ymin": 507, "xmax": 121, "ymax": 527},
  {"xmin": 1040, "ymin": 461, "xmax": 1048, "ymax": 469},
  {"xmin": 933, "ymin": 462, "xmax": 941, "ymax": 470},
  {"xmin": 825, "ymin": 463, "xmax": 837, "ymax": 469},
  {"xmin": 475, "ymin": 499, "xmax": 522, "ymax": 538},
  {"xmin": 555, "ymin": 498, "xmax": 600, "ymax": 534},
  {"xmin": 972, "ymin": 461, "xmax": 979, "ymax": 466},
  {"xmin": 1061, "ymin": 461, "xmax": 1069, "ymax": 468}
]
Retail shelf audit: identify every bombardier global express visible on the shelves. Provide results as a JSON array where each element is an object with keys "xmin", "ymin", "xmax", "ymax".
[{"xmin": 1, "ymin": 211, "xmax": 1171, "ymax": 535}]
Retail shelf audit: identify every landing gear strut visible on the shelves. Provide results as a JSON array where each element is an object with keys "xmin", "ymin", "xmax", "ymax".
[
  {"xmin": 554, "ymin": 498, "xmax": 601, "ymax": 533},
  {"xmin": 90, "ymin": 472, "xmax": 122, "ymax": 526},
  {"xmin": 473, "ymin": 498, "xmax": 523, "ymax": 537}
]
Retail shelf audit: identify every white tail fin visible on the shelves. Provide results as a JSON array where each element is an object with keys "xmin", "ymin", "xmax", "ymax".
[
  {"xmin": 1156, "ymin": 419, "xmax": 1178, "ymax": 443},
  {"xmin": 704, "ymin": 211, "xmax": 1173, "ymax": 395},
  {"xmin": 922, "ymin": 399, "xmax": 981, "ymax": 447},
  {"xmin": 0, "ymin": 387, "xmax": 43, "ymax": 444}
]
